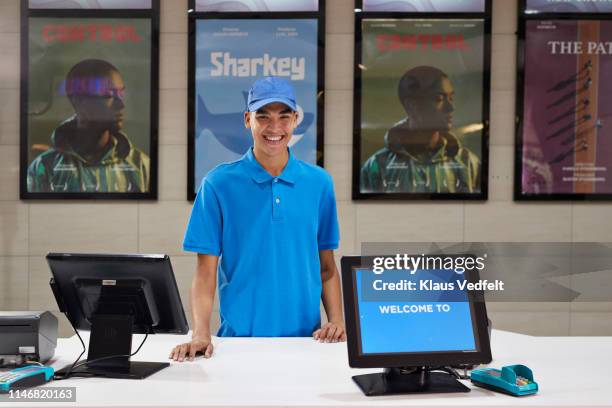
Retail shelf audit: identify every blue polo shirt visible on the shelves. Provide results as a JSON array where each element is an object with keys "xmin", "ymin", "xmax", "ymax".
[{"xmin": 183, "ymin": 148, "xmax": 340, "ymax": 337}]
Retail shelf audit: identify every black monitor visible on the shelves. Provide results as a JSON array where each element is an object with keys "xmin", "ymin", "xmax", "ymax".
[
  {"xmin": 341, "ymin": 255, "xmax": 492, "ymax": 396},
  {"xmin": 47, "ymin": 253, "xmax": 189, "ymax": 380}
]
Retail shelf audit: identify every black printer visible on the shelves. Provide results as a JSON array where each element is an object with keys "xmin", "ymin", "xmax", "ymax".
[{"xmin": 0, "ymin": 311, "xmax": 58, "ymax": 367}]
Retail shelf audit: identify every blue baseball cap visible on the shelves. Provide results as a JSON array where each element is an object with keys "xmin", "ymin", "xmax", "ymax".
[{"xmin": 246, "ymin": 77, "xmax": 297, "ymax": 112}]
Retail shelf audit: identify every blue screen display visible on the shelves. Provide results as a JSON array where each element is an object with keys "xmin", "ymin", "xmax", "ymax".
[{"xmin": 356, "ymin": 268, "xmax": 477, "ymax": 354}]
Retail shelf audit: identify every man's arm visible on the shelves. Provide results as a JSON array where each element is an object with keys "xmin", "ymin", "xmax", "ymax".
[
  {"xmin": 169, "ymin": 253, "xmax": 218, "ymax": 361},
  {"xmin": 313, "ymin": 249, "xmax": 346, "ymax": 342}
]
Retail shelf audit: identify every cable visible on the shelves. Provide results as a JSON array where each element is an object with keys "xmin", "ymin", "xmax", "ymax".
[
  {"xmin": 23, "ymin": 361, "xmax": 45, "ymax": 367},
  {"xmin": 55, "ymin": 315, "xmax": 151, "ymax": 380},
  {"xmin": 69, "ymin": 333, "xmax": 149, "ymax": 372},
  {"xmin": 54, "ymin": 316, "xmax": 87, "ymax": 380}
]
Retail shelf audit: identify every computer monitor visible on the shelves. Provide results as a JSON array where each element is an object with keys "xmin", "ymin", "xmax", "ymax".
[
  {"xmin": 341, "ymin": 255, "xmax": 492, "ymax": 396},
  {"xmin": 47, "ymin": 253, "xmax": 189, "ymax": 379}
]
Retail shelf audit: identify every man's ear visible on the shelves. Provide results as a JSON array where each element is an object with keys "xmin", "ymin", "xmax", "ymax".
[
  {"xmin": 244, "ymin": 111, "xmax": 251, "ymax": 129},
  {"xmin": 292, "ymin": 110, "xmax": 299, "ymax": 129},
  {"xmin": 401, "ymin": 97, "xmax": 414, "ymax": 115}
]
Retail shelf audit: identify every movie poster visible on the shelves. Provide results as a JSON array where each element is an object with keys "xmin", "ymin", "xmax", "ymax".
[
  {"xmin": 362, "ymin": 0, "xmax": 485, "ymax": 12},
  {"xmin": 192, "ymin": 19, "xmax": 319, "ymax": 196},
  {"xmin": 519, "ymin": 20, "xmax": 612, "ymax": 198},
  {"xmin": 28, "ymin": 0, "xmax": 152, "ymax": 8},
  {"xmin": 23, "ymin": 17, "xmax": 155, "ymax": 197},
  {"xmin": 526, "ymin": 0, "xmax": 612, "ymax": 13},
  {"xmin": 356, "ymin": 19, "xmax": 487, "ymax": 198},
  {"xmin": 195, "ymin": 0, "xmax": 319, "ymax": 12}
]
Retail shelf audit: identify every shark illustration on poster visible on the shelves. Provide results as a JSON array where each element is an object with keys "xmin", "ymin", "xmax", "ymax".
[
  {"xmin": 192, "ymin": 18, "xmax": 319, "ymax": 194},
  {"xmin": 196, "ymin": 92, "xmax": 313, "ymax": 155}
]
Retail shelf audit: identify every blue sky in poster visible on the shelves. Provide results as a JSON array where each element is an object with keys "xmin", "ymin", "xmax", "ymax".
[
  {"xmin": 356, "ymin": 269, "xmax": 476, "ymax": 354},
  {"xmin": 194, "ymin": 19, "xmax": 318, "ymax": 193}
]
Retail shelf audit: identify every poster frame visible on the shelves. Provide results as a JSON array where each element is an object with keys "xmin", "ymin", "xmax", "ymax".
[
  {"xmin": 524, "ymin": 0, "xmax": 612, "ymax": 14},
  {"xmin": 19, "ymin": 0, "xmax": 160, "ymax": 200},
  {"xmin": 515, "ymin": 0, "xmax": 612, "ymax": 201},
  {"xmin": 187, "ymin": 1, "xmax": 326, "ymax": 201},
  {"xmin": 356, "ymin": 0, "xmax": 488, "ymax": 14},
  {"xmin": 352, "ymin": 3, "xmax": 492, "ymax": 201}
]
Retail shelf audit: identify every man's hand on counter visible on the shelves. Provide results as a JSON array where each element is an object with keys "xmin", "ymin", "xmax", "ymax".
[
  {"xmin": 313, "ymin": 321, "xmax": 347, "ymax": 343},
  {"xmin": 169, "ymin": 334, "xmax": 213, "ymax": 362}
]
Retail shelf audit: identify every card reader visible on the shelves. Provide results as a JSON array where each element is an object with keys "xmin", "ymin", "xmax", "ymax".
[
  {"xmin": 471, "ymin": 364, "xmax": 538, "ymax": 396},
  {"xmin": 0, "ymin": 365, "xmax": 54, "ymax": 393}
]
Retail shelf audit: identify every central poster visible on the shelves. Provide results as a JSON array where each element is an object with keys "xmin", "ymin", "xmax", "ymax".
[
  {"xmin": 192, "ymin": 19, "xmax": 319, "ymax": 196},
  {"xmin": 355, "ymin": 19, "xmax": 487, "ymax": 199}
]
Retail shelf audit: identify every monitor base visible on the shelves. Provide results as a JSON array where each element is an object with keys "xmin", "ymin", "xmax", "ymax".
[
  {"xmin": 353, "ymin": 367, "xmax": 470, "ymax": 396},
  {"xmin": 55, "ymin": 361, "xmax": 169, "ymax": 380}
]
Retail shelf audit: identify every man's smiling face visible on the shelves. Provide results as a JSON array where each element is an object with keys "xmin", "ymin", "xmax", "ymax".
[{"xmin": 245, "ymin": 102, "xmax": 298, "ymax": 158}]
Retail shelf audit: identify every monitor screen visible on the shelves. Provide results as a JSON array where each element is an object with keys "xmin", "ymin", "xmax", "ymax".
[
  {"xmin": 341, "ymin": 256, "xmax": 491, "ymax": 369},
  {"xmin": 355, "ymin": 268, "xmax": 478, "ymax": 355},
  {"xmin": 47, "ymin": 253, "xmax": 188, "ymax": 379},
  {"xmin": 47, "ymin": 253, "xmax": 188, "ymax": 335}
]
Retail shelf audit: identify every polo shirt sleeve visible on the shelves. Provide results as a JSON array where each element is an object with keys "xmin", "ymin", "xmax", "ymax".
[
  {"xmin": 183, "ymin": 179, "xmax": 223, "ymax": 256},
  {"xmin": 317, "ymin": 175, "xmax": 340, "ymax": 251}
]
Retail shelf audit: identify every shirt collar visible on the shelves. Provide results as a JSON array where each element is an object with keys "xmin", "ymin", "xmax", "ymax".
[{"xmin": 243, "ymin": 147, "xmax": 300, "ymax": 184}]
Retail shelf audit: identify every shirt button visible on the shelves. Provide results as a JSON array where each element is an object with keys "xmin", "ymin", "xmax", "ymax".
[
  {"xmin": 274, "ymin": 178, "xmax": 278, "ymax": 183},
  {"xmin": 275, "ymin": 198, "xmax": 280, "ymax": 204}
]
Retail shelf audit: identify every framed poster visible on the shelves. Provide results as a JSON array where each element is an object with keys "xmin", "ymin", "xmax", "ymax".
[
  {"xmin": 360, "ymin": 0, "xmax": 486, "ymax": 13},
  {"xmin": 28, "ymin": 0, "xmax": 152, "ymax": 8},
  {"xmin": 20, "ymin": 1, "xmax": 159, "ymax": 200},
  {"xmin": 195, "ymin": 0, "xmax": 319, "ymax": 12},
  {"xmin": 516, "ymin": 19, "xmax": 612, "ymax": 199},
  {"xmin": 188, "ymin": 11, "xmax": 324, "ymax": 200},
  {"xmin": 525, "ymin": 0, "xmax": 612, "ymax": 14},
  {"xmin": 353, "ymin": 18, "xmax": 490, "ymax": 200}
]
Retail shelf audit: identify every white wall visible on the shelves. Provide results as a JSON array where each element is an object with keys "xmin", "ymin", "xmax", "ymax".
[{"xmin": 1, "ymin": 0, "xmax": 611, "ymax": 337}]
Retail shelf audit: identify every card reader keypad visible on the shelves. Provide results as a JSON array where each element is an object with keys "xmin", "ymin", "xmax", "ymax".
[{"xmin": 0, "ymin": 373, "xmax": 20, "ymax": 382}]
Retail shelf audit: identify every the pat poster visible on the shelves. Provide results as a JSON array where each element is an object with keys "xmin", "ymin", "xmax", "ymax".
[
  {"xmin": 195, "ymin": 0, "xmax": 319, "ymax": 12},
  {"xmin": 526, "ymin": 0, "xmax": 612, "ymax": 13},
  {"xmin": 356, "ymin": 19, "xmax": 487, "ymax": 199},
  {"xmin": 519, "ymin": 20, "xmax": 612, "ymax": 198},
  {"xmin": 23, "ymin": 17, "xmax": 155, "ymax": 198},
  {"xmin": 362, "ymin": 0, "xmax": 485, "ymax": 12},
  {"xmin": 192, "ymin": 19, "xmax": 319, "ymax": 196}
]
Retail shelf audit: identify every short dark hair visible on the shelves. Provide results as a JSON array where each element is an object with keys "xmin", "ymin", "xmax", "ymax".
[
  {"xmin": 64, "ymin": 59, "xmax": 120, "ymax": 103},
  {"xmin": 397, "ymin": 66, "xmax": 448, "ymax": 104}
]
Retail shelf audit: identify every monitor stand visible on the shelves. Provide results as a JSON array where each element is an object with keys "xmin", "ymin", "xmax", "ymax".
[
  {"xmin": 55, "ymin": 314, "xmax": 169, "ymax": 380},
  {"xmin": 353, "ymin": 367, "xmax": 470, "ymax": 396}
]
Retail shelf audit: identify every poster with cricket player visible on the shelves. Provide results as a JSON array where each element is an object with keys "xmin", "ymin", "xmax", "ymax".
[{"xmin": 517, "ymin": 19, "xmax": 612, "ymax": 199}]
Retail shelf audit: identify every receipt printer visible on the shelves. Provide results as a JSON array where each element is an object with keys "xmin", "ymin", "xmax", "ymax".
[{"xmin": 0, "ymin": 311, "xmax": 58, "ymax": 367}]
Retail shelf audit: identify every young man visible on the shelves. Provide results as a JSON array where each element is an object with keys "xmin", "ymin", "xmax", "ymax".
[
  {"xmin": 27, "ymin": 59, "xmax": 149, "ymax": 193},
  {"xmin": 360, "ymin": 66, "xmax": 480, "ymax": 194},
  {"xmin": 170, "ymin": 77, "xmax": 345, "ymax": 362}
]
